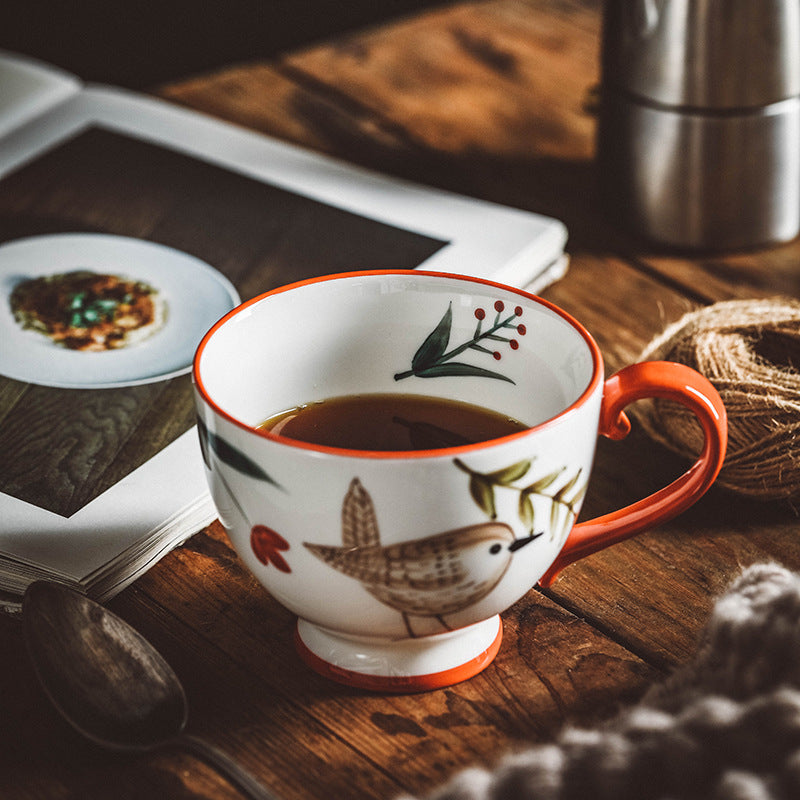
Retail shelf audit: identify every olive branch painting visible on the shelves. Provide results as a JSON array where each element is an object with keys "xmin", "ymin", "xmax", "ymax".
[{"xmin": 454, "ymin": 458, "xmax": 587, "ymax": 546}]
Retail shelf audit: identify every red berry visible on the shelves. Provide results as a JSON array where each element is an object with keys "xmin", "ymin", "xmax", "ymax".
[
  {"xmin": 494, "ymin": 300, "xmax": 505, "ymax": 312},
  {"xmin": 493, "ymin": 351, "xmax": 501, "ymax": 360},
  {"xmin": 517, "ymin": 324, "xmax": 527, "ymax": 336},
  {"xmin": 474, "ymin": 308, "xmax": 486, "ymax": 320},
  {"xmin": 515, "ymin": 306, "xmax": 523, "ymax": 316},
  {"xmin": 510, "ymin": 340, "xmax": 519, "ymax": 350}
]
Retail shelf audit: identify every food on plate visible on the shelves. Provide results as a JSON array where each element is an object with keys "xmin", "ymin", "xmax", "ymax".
[{"xmin": 10, "ymin": 270, "xmax": 166, "ymax": 351}]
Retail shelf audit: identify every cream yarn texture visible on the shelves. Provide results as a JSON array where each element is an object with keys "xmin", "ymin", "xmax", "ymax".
[
  {"xmin": 634, "ymin": 298, "xmax": 800, "ymax": 500},
  {"xmin": 401, "ymin": 563, "xmax": 800, "ymax": 800}
]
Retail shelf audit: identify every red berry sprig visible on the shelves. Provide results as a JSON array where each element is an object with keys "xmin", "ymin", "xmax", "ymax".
[{"xmin": 395, "ymin": 298, "xmax": 526, "ymax": 383}]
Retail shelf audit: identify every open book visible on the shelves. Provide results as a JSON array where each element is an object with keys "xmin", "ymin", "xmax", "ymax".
[{"xmin": 0, "ymin": 51, "xmax": 569, "ymax": 612}]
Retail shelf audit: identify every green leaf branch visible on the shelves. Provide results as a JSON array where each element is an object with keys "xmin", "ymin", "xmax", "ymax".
[
  {"xmin": 394, "ymin": 300, "xmax": 526, "ymax": 383},
  {"xmin": 197, "ymin": 418, "xmax": 284, "ymax": 491},
  {"xmin": 454, "ymin": 458, "xmax": 587, "ymax": 539},
  {"xmin": 196, "ymin": 418, "xmax": 286, "ymax": 534}
]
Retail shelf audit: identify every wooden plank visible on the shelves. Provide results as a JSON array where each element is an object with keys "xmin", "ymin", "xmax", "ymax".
[
  {"xmin": 161, "ymin": 0, "xmax": 800, "ymax": 306},
  {"xmin": 635, "ymin": 245, "xmax": 800, "ymax": 304},
  {"xmin": 8, "ymin": 1, "xmax": 800, "ymax": 798},
  {"xmin": 539, "ymin": 255, "xmax": 800, "ymax": 669},
  {"xmin": 158, "ymin": 0, "xmax": 600, "ymax": 177},
  {"xmin": 1, "ymin": 0, "xmax": 448, "ymax": 89},
  {"xmin": 156, "ymin": 0, "xmax": 634, "ymax": 272},
  {"xmin": 154, "ymin": 0, "xmax": 800, "ymax": 733},
  {"xmin": 157, "ymin": 0, "xmax": 800, "ymax": 711},
  {"xmin": 109, "ymin": 521, "xmax": 658, "ymax": 799},
  {"xmin": 278, "ymin": 0, "xmax": 599, "ymax": 160},
  {"xmin": 0, "ymin": 509, "xmax": 660, "ymax": 800}
]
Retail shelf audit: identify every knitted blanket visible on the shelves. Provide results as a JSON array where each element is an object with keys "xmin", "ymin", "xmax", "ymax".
[{"xmin": 402, "ymin": 563, "xmax": 800, "ymax": 800}]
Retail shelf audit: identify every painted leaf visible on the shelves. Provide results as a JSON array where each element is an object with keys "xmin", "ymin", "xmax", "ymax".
[
  {"xmin": 567, "ymin": 483, "xmax": 588, "ymax": 512},
  {"xmin": 487, "ymin": 460, "xmax": 531, "ymax": 485},
  {"xmin": 197, "ymin": 418, "xmax": 212, "ymax": 469},
  {"xmin": 553, "ymin": 470, "xmax": 583, "ymax": 503},
  {"xmin": 519, "ymin": 492, "xmax": 535, "ymax": 532},
  {"xmin": 416, "ymin": 362, "xmax": 515, "ymax": 383},
  {"xmin": 523, "ymin": 467, "xmax": 565, "ymax": 494},
  {"xmin": 412, "ymin": 303, "xmax": 452, "ymax": 371},
  {"xmin": 197, "ymin": 419, "xmax": 283, "ymax": 489},
  {"xmin": 469, "ymin": 475, "xmax": 497, "ymax": 519},
  {"xmin": 452, "ymin": 458, "xmax": 472, "ymax": 476},
  {"xmin": 549, "ymin": 499, "xmax": 563, "ymax": 539}
]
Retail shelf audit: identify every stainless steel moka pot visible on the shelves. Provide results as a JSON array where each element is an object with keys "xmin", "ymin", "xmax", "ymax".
[{"xmin": 597, "ymin": 0, "xmax": 800, "ymax": 250}]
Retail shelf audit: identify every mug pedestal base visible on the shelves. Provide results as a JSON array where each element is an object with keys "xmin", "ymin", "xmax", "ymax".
[{"xmin": 294, "ymin": 616, "xmax": 503, "ymax": 693}]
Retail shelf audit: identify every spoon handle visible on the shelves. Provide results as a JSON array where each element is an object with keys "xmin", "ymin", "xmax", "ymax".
[{"xmin": 165, "ymin": 734, "xmax": 282, "ymax": 800}]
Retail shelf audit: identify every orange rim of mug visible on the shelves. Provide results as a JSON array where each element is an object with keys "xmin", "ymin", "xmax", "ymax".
[{"xmin": 192, "ymin": 269, "xmax": 605, "ymax": 460}]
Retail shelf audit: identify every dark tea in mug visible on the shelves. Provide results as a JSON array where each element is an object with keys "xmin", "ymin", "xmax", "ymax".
[{"xmin": 258, "ymin": 393, "xmax": 528, "ymax": 451}]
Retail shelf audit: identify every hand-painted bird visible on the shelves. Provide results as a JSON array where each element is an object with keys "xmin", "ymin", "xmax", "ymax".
[{"xmin": 304, "ymin": 478, "xmax": 541, "ymax": 636}]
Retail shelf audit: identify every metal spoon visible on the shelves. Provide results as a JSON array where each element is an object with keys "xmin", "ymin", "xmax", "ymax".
[{"xmin": 22, "ymin": 580, "xmax": 279, "ymax": 800}]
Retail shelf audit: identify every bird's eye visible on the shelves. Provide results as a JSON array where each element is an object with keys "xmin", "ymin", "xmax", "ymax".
[{"xmin": 489, "ymin": 543, "xmax": 502, "ymax": 554}]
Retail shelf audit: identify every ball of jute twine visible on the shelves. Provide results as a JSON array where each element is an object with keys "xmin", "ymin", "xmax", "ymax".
[{"xmin": 632, "ymin": 297, "xmax": 800, "ymax": 501}]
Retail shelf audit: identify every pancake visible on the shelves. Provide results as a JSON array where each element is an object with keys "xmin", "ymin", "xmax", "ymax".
[{"xmin": 10, "ymin": 270, "xmax": 166, "ymax": 351}]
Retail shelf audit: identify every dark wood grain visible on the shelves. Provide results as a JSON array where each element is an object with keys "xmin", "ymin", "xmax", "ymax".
[
  {"xmin": 113, "ymin": 522, "xmax": 657, "ymax": 800},
  {"xmin": 4, "ymin": 0, "xmax": 800, "ymax": 797}
]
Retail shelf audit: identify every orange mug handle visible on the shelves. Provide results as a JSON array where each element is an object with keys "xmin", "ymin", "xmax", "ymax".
[{"xmin": 538, "ymin": 360, "xmax": 727, "ymax": 587}]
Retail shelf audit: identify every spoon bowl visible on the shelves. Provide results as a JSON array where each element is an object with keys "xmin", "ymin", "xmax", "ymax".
[{"xmin": 23, "ymin": 581, "xmax": 277, "ymax": 800}]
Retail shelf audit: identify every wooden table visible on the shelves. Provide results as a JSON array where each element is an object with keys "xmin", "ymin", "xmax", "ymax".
[{"xmin": 4, "ymin": 1, "xmax": 800, "ymax": 797}]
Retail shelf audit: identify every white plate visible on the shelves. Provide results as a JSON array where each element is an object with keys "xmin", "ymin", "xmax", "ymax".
[{"xmin": 0, "ymin": 233, "xmax": 240, "ymax": 389}]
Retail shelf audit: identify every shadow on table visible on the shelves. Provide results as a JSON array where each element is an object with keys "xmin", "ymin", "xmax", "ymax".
[{"xmin": 0, "ymin": 0, "xmax": 454, "ymax": 89}]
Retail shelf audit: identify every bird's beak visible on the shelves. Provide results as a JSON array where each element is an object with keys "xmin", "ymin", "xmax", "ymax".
[{"xmin": 508, "ymin": 531, "xmax": 543, "ymax": 552}]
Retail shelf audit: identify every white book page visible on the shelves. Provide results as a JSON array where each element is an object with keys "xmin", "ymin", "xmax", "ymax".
[
  {"xmin": 0, "ymin": 52, "xmax": 81, "ymax": 138},
  {"xmin": 0, "ymin": 430, "xmax": 214, "ymax": 585},
  {"xmin": 0, "ymin": 84, "xmax": 567, "ymax": 288}
]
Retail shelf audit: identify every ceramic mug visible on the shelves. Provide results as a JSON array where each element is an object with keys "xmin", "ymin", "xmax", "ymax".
[{"xmin": 193, "ymin": 270, "xmax": 727, "ymax": 692}]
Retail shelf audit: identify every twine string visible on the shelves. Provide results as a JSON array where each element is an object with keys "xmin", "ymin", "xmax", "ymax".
[{"xmin": 633, "ymin": 298, "xmax": 800, "ymax": 500}]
